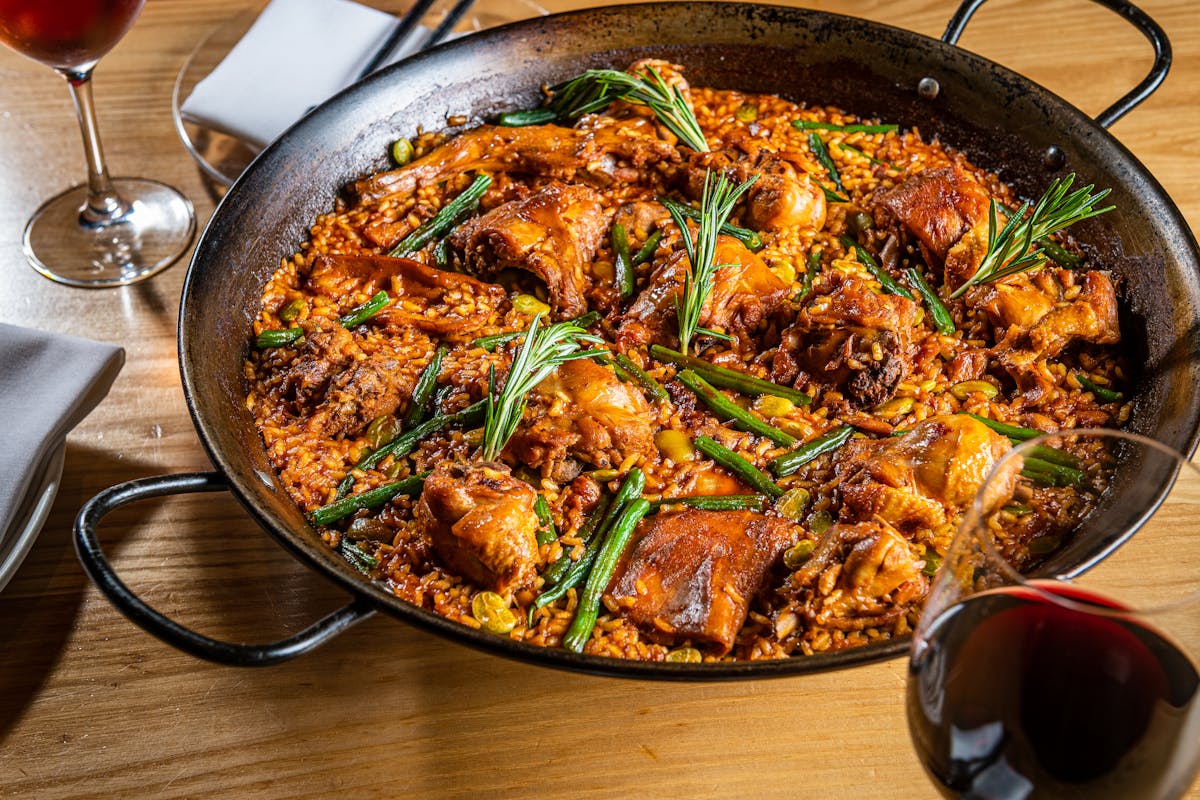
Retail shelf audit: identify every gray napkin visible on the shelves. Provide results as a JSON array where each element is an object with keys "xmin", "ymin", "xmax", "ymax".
[{"xmin": 0, "ymin": 324, "xmax": 124, "ymax": 579}]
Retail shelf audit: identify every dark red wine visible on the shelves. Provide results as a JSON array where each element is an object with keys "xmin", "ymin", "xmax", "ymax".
[
  {"xmin": 0, "ymin": 0, "xmax": 144, "ymax": 70},
  {"xmin": 908, "ymin": 582, "xmax": 1200, "ymax": 799}
]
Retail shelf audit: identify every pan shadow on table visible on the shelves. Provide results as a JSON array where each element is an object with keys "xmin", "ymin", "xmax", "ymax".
[{"xmin": 0, "ymin": 441, "xmax": 351, "ymax": 743}]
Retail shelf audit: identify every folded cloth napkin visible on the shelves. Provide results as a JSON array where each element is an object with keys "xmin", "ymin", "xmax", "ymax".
[
  {"xmin": 180, "ymin": 0, "xmax": 428, "ymax": 149},
  {"xmin": 0, "ymin": 324, "xmax": 124, "ymax": 586}
]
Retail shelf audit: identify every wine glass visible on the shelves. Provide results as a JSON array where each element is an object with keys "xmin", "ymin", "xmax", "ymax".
[
  {"xmin": 907, "ymin": 429, "xmax": 1200, "ymax": 800},
  {"xmin": 0, "ymin": 0, "xmax": 195, "ymax": 287}
]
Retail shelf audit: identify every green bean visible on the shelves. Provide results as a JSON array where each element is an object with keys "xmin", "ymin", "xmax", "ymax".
[
  {"xmin": 472, "ymin": 310, "xmax": 602, "ymax": 352},
  {"xmin": 792, "ymin": 120, "xmax": 899, "ymax": 134},
  {"xmin": 798, "ymin": 249, "xmax": 820, "ymax": 302},
  {"xmin": 433, "ymin": 236, "xmax": 453, "ymax": 269},
  {"xmin": 648, "ymin": 494, "xmax": 767, "ymax": 512},
  {"xmin": 657, "ymin": 196, "xmax": 764, "ymax": 252},
  {"xmin": 338, "ymin": 290, "xmax": 391, "ymax": 327},
  {"xmin": 369, "ymin": 400, "xmax": 484, "ymax": 470},
  {"xmin": 498, "ymin": 108, "xmax": 558, "ymax": 127},
  {"xmin": 255, "ymin": 328, "xmax": 302, "ymax": 348},
  {"xmin": 694, "ymin": 436, "xmax": 783, "ymax": 499},
  {"xmin": 312, "ymin": 472, "xmax": 429, "ymax": 526},
  {"xmin": 676, "ymin": 370, "xmax": 797, "ymax": 447},
  {"xmin": 339, "ymin": 539, "xmax": 379, "ymax": 573},
  {"xmin": 404, "ymin": 345, "xmax": 447, "ymax": 428},
  {"xmin": 1025, "ymin": 445, "xmax": 1080, "ymax": 469},
  {"xmin": 807, "ymin": 132, "xmax": 843, "ymax": 193},
  {"xmin": 1076, "ymin": 374, "xmax": 1123, "ymax": 402},
  {"xmin": 389, "ymin": 173, "xmax": 492, "ymax": 256},
  {"xmin": 1022, "ymin": 457, "xmax": 1084, "ymax": 486},
  {"xmin": 541, "ymin": 494, "xmax": 612, "ymax": 588},
  {"xmin": 612, "ymin": 222, "xmax": 634, "ymax": 299},
  {"xmin": 905, "ymin": 267, "xmax": 955, "ymax": 335},
  {"xmin": 965, "ymin": 413, "xmax": 1042, "ymax": 441},
  {"xmin": 631, "ymin": 229, "xmax": 663, "ymax": 265},
  {"xmin": 562, "ymin": 497, "xmax": 651, "ymax": 652},
  {"xmin": 769, "ymin": 425, "xmax": 855, "ymax": 477},
  {"xmin": 612, "ymin": 352, "xmax": 669, "ymax": 402},
  {"xmin": 840, "ymin": 237, "xmax": 914, "ymax": 299},
  {"xmin": 650, "ymin": 345, "xmax": 812, "ymax": 406},
  {"xmin": 820, "ymin": 185, "xmax": 849, "ymax": 204},
  {"xmin": 534, "ymin": 495, "xmax": 558, "ymax": 546}
]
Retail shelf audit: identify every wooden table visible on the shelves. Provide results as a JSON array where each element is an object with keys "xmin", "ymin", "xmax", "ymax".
[{"xmin": 1, "ymin": 0, "xmax": 1197, "ymax": 796}]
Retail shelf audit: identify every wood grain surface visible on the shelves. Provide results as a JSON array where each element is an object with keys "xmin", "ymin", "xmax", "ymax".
[{"xmin": 1, "ymin": 1, "xmax": 1197, "ymax": 797}]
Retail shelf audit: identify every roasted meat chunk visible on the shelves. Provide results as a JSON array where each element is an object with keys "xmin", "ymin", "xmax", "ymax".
[
  {"xmin": 506, "ymin": 357, "xmax": 654, "ymax": 474},
  {"xmin": 836, "ymin": 415, "xmax": 1015, "ymax": 531},
  {"xmin": 774, "ymin": 271, "xmax": 919, "ymax": 407},
  {"xmin": 876, "ymin": 164, "xmax": 991, "ymax": 290},
  {"xmin": 352, "ymin": 119, "xmax": 680, "ymax": 205},
  {"xmin": 450, "ymin": 182, "xmax": 607, "ymax": 318},
  {"xmin": 685, "ymin": 145, "xmax": 826, "ymax": 232},
  {"xmin": 416, "ymin": 461, "xmax": 541, "ymax": 593},
  {"xmin": 786, "ymin": 521, "xmax": 928, "ymax": 632},
  {"xmin": 258, "ymin": 319, "xmax": 416, "ymax": 439},
  {"xmin": 608, "ymin": 509, "xmax": 794, "ymax": 654},
  {"xmin": 618, "ymin": 234, "xmax": 788, "ymax": 347},
  {"xmin": 307, "ymin": 254, "xmax": 505, "ymax": 339}
]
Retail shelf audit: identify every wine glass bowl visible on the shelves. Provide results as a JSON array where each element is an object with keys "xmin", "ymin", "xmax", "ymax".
[
  {"xmin": 0, "ymin": 0, "xmax": 194, "ymax": 287},
  {"xmin": 907, "ymin": 429, "xmax": 1200, "ymax": 800}
]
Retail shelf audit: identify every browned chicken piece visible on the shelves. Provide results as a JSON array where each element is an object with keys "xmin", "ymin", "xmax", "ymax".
[
  {"xmin": 352, "ymin": 119, "xmax": 680, "ymax": 204},
  {"xmin": 876, "ymin": 165, "xmax": 991, "ymax": 291},
  {"xmin": 450, "ymin": 182, "xmax": 607, "ymax": 318},
  {"xmin": 415, "ymin": 461, "xmax": 541, "ymax": 594},
  {"xmin": 263, "ymin": 322, "xmax": 359, "ymax": 415},
  {"xmin": 836, "ymin": 415, "xmax": 1015, "ymax": 532},
  {"xmin": 306, "ymin": 254, "xmax": 506, "ymax": 340},
  {"xmin": 258, "ymin": 319, "xmax": 417, "ymax": 439},
  {"xmin": 967, "ymin": 269, "xmax": 1120, "ymax": 404},
  {"xmin": 610, "ymin": 200, "xmax": 672, "ymax": 247},
  {"xmin": 506, "ymin": 357, "xmax": 654, "ymax": 475},
  {"xmin": 786, "ymin": 521, "xmax": 928, "ymax": 632},
  {"xmin": 617, "ymin": 234, "xmax": 788, "ymax": 347},
  {"xmin": 685, "ymin": 146, "xmax": 826, "ymax": 232},
  {"xmin": 773, "ymin": 271, "xmax": 919, "ymax": 407},
  {"xmin": 608, "ymin": 509, "xmax": 794, "ymax": 654}
]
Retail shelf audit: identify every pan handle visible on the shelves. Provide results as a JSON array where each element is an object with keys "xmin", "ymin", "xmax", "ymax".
[
  {"xmin": 942, "ymin": 0, "xmax": 1171, "ymax": 128},
  {"xmin": 74, "ymin": 472, "xmax": 376, "ymax": 666}
]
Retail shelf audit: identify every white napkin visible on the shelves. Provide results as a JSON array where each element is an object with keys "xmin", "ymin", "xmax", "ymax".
[
  {"xmin": 180, "ymin": 0, "xmax": 427, "ymax": 149},
  {"xmin": 0, "ymin": 324, "xmax": 123, "ymax": 589}
]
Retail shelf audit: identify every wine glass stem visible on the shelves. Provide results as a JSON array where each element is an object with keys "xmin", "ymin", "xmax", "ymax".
[{"xmin": 59, "ymin": 68, "xmax": 130, "ymax": 227}]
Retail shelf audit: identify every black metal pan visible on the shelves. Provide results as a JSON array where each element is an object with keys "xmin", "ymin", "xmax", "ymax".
[{"xmin": 74, "ymin": 0, "xmax": 1200, "ymax": 679}]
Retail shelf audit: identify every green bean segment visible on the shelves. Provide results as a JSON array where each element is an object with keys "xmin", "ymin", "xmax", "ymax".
[
  {"xmin": 562, "ymin": 497, "xmax": 651, "ymax": 652},
  {"xmin": 694, "ymin": 436, "xmax": 783, "ymax": 499},
  {"xmin": 389, "ymin": 173, "xmax": 492, "ymax": 257},
  {"xmin": 312, "ymin": 472, "xmax": 430, "ymax": 526},
  {"xmin": 650, "ymin": 345, "xmax": 811, "ymax": 405},
  {"xmin": 769, "ymin": 425, "xmax": 855, "ymax": 477},
  {"xmin": 676, "ymin": 370, "xmax": 797, "ymax": 447}
]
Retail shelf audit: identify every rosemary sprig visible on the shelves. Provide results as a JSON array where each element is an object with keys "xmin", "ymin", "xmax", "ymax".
[
  {"xmin": 481, "ymin": 314, "xmax": 604, "ymax": 461},
  {"xmin": 949, "ymin": 174, "xmax": 1113, "ymax": 299},
  {"xmin": 542, "ymin": 67, "xmax": 709, "ymax": 152},
  {"xmin": 666, "ymin": 170, "xmax": 759, "ymax": 355}
]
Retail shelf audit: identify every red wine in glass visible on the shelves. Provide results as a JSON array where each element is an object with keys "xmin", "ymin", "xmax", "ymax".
[
  {"xmin": 0, "ymin": 0, "xmax": 194, "ymax": 287},
  {"xmin": 0, "ymin": 0, "xmax": 144, "ymax": 70},
  {"xmin": 907, "ymin": 582, "xmax": 1200, "ymax": 800}
]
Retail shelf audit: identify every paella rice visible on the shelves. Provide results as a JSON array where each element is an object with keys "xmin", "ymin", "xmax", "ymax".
[{"xmin": 244, "ymin": 60, "xmax": 1126, "ymax": 662}]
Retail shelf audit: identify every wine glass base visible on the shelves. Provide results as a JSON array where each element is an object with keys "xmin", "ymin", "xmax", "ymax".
[{"xmin": 22, "ymin": 178, "xmax": 196, "ymax": 288}]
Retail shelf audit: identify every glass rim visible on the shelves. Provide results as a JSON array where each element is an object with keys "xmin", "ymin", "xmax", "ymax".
[{"xmin": 967, "ymin": 426, "xmax": 1200, "ymax": 618}]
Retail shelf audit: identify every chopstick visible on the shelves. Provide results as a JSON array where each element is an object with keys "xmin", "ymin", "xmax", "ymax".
[
  {"xmin": 356, "ymin": 0, "xmax": 440, "ymax": 81},
  {"xmin": 427, "ymin": 0, "xmax": 477, "ymax": 48}
]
